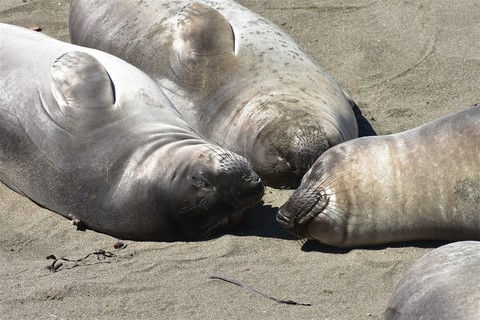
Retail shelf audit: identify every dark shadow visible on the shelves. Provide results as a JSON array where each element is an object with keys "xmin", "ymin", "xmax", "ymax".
[
  {"xmin": 301, "ymin": 239, "xmax": 451, "ymax": 253},
  {"xmin": 352, "ymin": 102, "xmax": 377, "ymax": 137},
  {"xmin": 229, "ymin": 202, "xmax": 295, "ymax": 240},
  {"xmin": 301, "ymin": 241, "xmax": 352, "ymax": 254}
]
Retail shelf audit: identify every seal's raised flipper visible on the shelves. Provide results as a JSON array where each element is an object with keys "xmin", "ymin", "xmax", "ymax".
[
  {"xmin": 176, "ymin": 3, "xmax": 235, "ymax": 62},
  {"xmin": 50, "ymin": 51, "xmax": 116, "ymax": 130},
  {"xmin": 173, "ymin": 3, "xmax": 237, "ymax": 92}
]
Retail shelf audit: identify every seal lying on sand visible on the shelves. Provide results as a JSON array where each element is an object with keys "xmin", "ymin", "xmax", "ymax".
[
  {"xmin": 69, "ymin": 0, "xmax": 359, "ymax": 188},
  {"xmin": 277, "ymin": 105, "xmax": 480, "ymax": 247},
  {"xmin": 385, "ymin": 241, "xmax": 480, "ymax": 320},
  {"xmin": 0, "ymin": 24, "xmax": 264, "ymax": 241}
]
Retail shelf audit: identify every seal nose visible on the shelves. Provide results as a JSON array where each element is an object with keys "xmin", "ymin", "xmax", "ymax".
[
  {"xmin": 276, "ymin": 207, "xmax": 295, "ymax": 229},
  {"xmin": 255, "ymin": 119, "xmax": 331, "ymax": 188},
  {"xmin": 238, "ymin": 174, "xmax": 264, "ymax": 202},
  {"xmin": 276, "ymin": 186, "xmax": 325, "ymax": 237},
  {"xmin": 280, "ymin": 124, "xmax": 330, "ymax": 178},
  {"xmin": 215, "ymin": 151, "xmax": 265, "ymax": 208},
  {"xmin": 276, "ymin": 205, "xmax": 309, "ymax": 238}
]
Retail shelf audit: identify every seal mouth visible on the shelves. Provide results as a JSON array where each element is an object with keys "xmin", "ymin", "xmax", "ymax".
[
  {"xmin": 217, "ymin": 209, "xmax": 247, "ymax": 231},
  {"xmin": 276, "ymin": 186, "xmax": 329, "ymax": 238},
  {"xmin": 254, "ymin": 160, "xmax": 296, "ymax": 189},
  {"xmin": 214, "ymin": 150, "xmax": 265, "ymax": 207},
  {"xmin": 176, "ymin": 193, "xmax": 252, "ymax": 241},
  {"xmin": 186, "ymin": 166, "xmax": 264, "ymax": 240},
  {"xmin": 233, "ymin": 174, "xmax": 265, "ymax": 205},
  {"xmin": 277, "ymin": 128, "xmax": 331, "ymax": 186}
]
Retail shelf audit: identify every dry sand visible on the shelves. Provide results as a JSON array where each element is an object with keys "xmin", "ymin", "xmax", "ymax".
[{"xmin": 0, "ymin": 0, "xmax": 478, "ymax": 319}]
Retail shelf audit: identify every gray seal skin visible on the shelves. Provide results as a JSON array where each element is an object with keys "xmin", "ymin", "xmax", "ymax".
[
  {"xmin": 69, "ymin": 0, "xmax": 359, "ymax": 188},
  {"xmin": 0, "ymin": 24, "xmax": 264, "ymax": 241},
  {"xmin": 385, "ymin": 241, "xmax": 480, "ymax": 320},
  {"xmin": 277, "ymin": 105, "xmax": 480, "ymax": 247}
]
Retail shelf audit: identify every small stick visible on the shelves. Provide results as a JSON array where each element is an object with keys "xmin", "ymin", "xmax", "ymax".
[{"xmin": 209, "ymin": 275, "xmax": 311, "ymax": 306}]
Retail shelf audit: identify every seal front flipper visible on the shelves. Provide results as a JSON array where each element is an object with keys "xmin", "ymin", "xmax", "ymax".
[
  {"xmin": 50, "ymin": 51, "xmax": 117, "ymax": 131},
  {"xmin": 172, "ymin": 3, "xmax": 237, "ymax": 92}
]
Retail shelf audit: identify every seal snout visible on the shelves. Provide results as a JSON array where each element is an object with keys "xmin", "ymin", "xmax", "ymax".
[
  {"xmin": 282, "ymin": 124, "xmax": 330, "ymax": 173},
  {"xmin": 276, "ymin": 187, "xmax": 327, "ymax": 238},
  {"xmin": 205, "ymin": 150, "xmax": 265, "ymax": 209},
  {"xmin": 259, "ymin": 122, "xmax": 330, "ymax": 188},
  {"xmin": 225, "ymin": 169, "xmax": 264, "ymax": 210},
  {"xmin": 238, "ymin": 174, "xmax": 264, "ymax": 202}
]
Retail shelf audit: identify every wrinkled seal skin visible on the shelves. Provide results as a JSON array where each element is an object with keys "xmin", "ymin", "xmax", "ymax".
[
  {"xmin": 0, "ymin": 24, "xmax": 264, "ymax": 241},
  {"xmin": 277, "ymin": 105, "xmax": 480, "ymax": 247},
  {"xmin": 69, "ymin": 0, "xmax": 359, "ymax": 188},
  {"xmin": 385, "ymin": 241, "xmax": 480, "ymax": 320}
]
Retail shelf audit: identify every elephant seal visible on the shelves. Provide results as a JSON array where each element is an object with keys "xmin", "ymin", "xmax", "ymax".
[
  {"xmin": 0, "ymin": 24, "xmax": 264, "ymax": 241},
  {"xmin": 277, "ymin": 105, "xmax": 480, "ymax": 247},
  {"xmin": 69, "ymin": 0, "xmax": 359, "ymax": 188},
  {"xmin": 385, "ymin": 241, "xmax": 480, "ymax": 320}
]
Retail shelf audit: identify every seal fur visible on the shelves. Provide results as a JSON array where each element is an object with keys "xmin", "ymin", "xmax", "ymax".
[
  {"xmin": 385, "ymin": 241, "xmax": 480, "ymax": 319},
  {"xmin": 69, "ymin": 0, "xmax": 359, "ymax": 188},
  {"xmin": 278, "ymin": 105, "xmax": 480, "ymax": 247},
  {"xmin": 0, "ymin": 24, "xmax": 264, "ymax": 241}
]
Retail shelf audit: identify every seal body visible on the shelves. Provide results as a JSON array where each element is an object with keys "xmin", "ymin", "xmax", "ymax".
[
  {"xmin": 277, "ymin": 105, "xmax": 480, "ymax": 247},
  {"xmin": 69, "ymin": 0, "xmax": 359, "ymax": 188},
  {"xmin": 385, "ymin": 241, "xmax": 480, "ymax": 320},
  {"xmin": 0, "ymin": 24, "xmax": 264, "ymax": 241}
]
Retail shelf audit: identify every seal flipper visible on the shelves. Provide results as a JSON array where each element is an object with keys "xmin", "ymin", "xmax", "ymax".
[
  {"xmin": 176, "ymin": 3, "xmax": 235, "ymax": 58},
  {"xmin": 50, "ymin": 51, "xmax": 116, "ymax": 130},
  {"xmin": 173, "ymin": 3, "xmax": 237, "ymax": 92}
]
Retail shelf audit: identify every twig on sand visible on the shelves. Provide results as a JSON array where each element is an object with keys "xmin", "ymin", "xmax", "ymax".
[{"xmin": 209, "ymin": 275, "xmax": 312, "ymax": 306}]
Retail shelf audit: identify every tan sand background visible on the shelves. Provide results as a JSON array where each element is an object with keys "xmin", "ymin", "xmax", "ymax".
[{"xmin": 0, "ymin": 0, "xmax": 478, "ymax": 319}]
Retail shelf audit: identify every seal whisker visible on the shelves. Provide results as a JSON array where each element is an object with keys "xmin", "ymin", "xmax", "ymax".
[
  {"xmin": 178, "ymin": 201, "xmax": 208, "ymax": 215},
  {"xmin": 295, "ymin": 237, "xmax": 309, "ymax": 247},
  {"xmin": 199, "ymin": 221, "xmax": 220, "ymax": 240}
]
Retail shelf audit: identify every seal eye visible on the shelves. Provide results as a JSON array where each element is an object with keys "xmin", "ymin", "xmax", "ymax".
[{"xmin": 190, "ymin": 173, "xmax": 212, "ymax": 189}]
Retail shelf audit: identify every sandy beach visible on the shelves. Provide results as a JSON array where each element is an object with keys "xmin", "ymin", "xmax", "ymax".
[{"xmin": 1, "ymin": 0, "xmax": 479, "ymax": 319}]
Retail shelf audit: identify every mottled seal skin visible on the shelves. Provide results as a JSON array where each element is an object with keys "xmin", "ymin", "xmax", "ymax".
[
  {"xmin": 277, "ymin": 105, "xmax": 480, "ymax": 247},
  {"xmin": 0, "ymin": 24, "xmax": 264, "ymax": 241},
  {"xmin": 69, "ymin": 0, "xmax": 359, "ymax": 188},
  {"xmin": 385, "ymin": 241, "xmax": 480, "ymax": 320}
]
